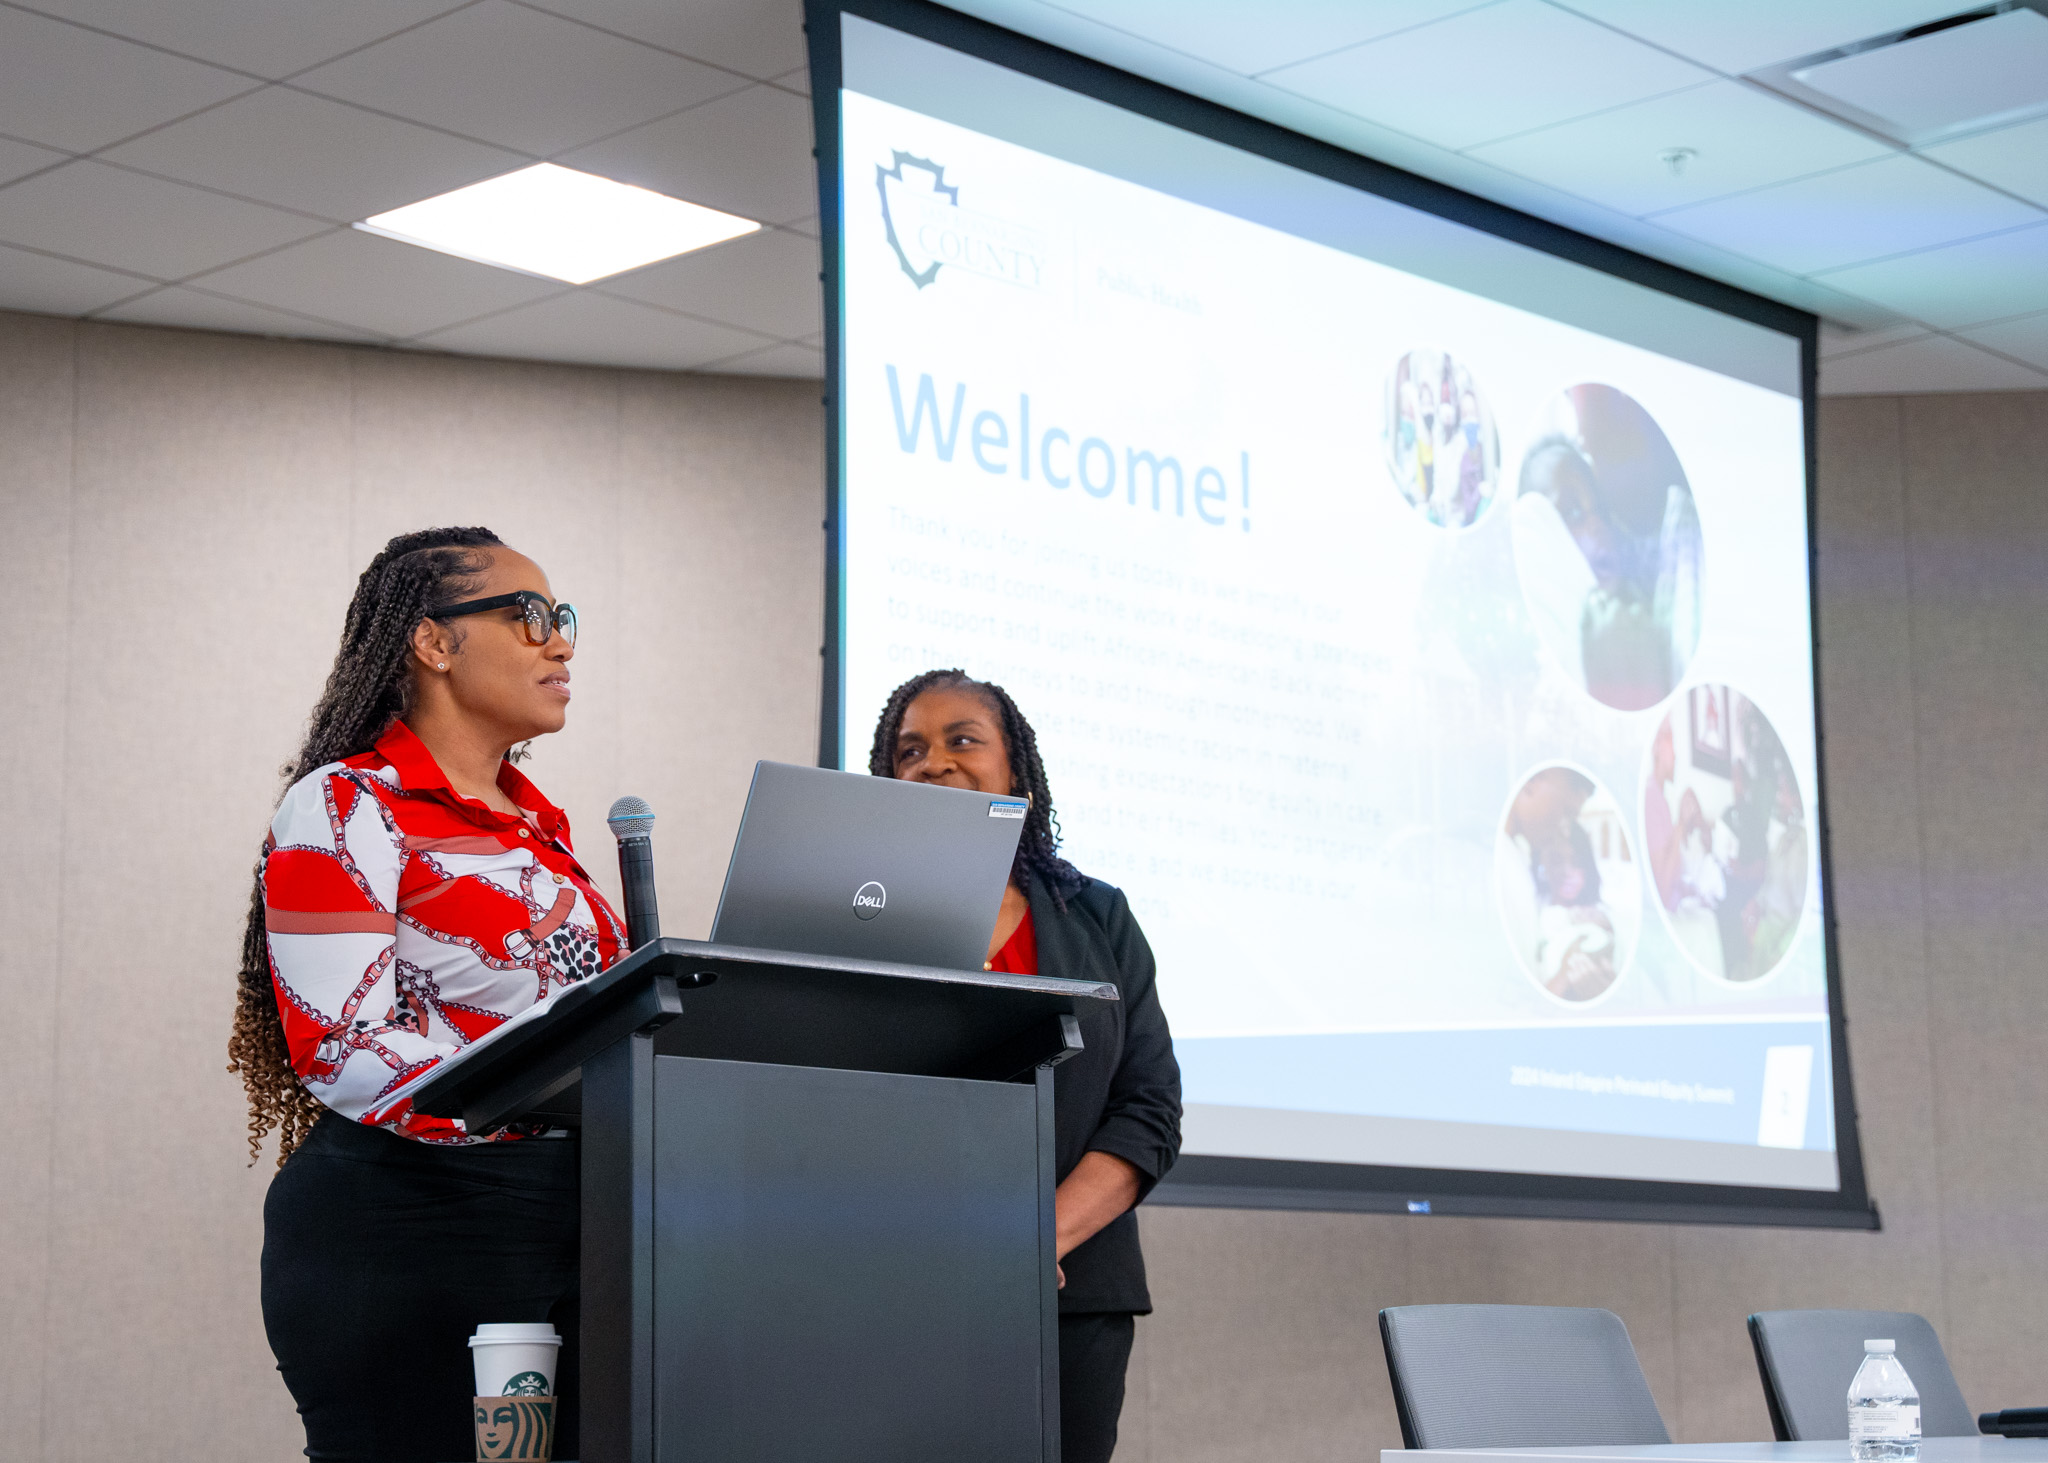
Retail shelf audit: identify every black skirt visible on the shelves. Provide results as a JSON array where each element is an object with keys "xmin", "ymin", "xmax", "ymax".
[{"xmin": 261, "ymin": 1112, "xmax": 580, "ymax": 1462}]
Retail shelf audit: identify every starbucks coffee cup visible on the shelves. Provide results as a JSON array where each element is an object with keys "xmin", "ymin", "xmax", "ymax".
[{"xmin": 469, "ymin": 1323, "xmax": 561, "ymax": 1398}]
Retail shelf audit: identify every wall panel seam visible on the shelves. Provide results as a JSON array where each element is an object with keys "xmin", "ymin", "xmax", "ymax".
[
  {"xmin": 1895, "ymin": 398, "xmax": 1953, "ymax": 1342},
  {"xmin": 35, "ymin": 317, "xmax": 81, "ymax": 1463}
]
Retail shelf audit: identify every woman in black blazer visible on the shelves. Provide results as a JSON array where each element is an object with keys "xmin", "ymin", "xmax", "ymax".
[{"xmin": 870, "ymin": 669, "xmax": 1183, "ymax": 1463}]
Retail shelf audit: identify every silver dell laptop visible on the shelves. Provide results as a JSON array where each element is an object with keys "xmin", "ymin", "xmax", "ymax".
[{"xmin": 709, "ymin": 761, "xmax": 1027, "ymax": 971}]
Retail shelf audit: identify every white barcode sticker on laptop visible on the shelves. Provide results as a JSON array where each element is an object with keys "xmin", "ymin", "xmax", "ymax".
[{"xmin": 988, "ymin": 800, "xmax": 1027, "ymax": 819}]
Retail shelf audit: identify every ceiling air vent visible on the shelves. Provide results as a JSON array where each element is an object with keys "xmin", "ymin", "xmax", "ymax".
[{"xmin": 1751, "ymin": 3, "xmax": 2048, "ymax": 146}]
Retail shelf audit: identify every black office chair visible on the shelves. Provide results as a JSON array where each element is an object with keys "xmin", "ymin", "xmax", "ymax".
[
  {"xmin": 1748, "ymin": 1310, "xmax": 1977, "ymax": 1440},
  {"xmin": 1379, "ymin": 1305, "xmax": 1670, "ymax": 1450}
]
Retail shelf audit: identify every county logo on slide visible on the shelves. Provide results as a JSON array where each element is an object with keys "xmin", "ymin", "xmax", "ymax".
[
  {"xmin": 876, "ymin": 149, "xmax": 1049, "ymax": 292},
  {"xmin": 852, "ymin": 880, "xmax": 887, "ymax": 920}
]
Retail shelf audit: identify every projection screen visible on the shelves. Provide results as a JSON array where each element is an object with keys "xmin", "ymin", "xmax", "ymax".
[{"xmin": 807, "ymin": 0, "xmax": 1875, "ymax": 1227}]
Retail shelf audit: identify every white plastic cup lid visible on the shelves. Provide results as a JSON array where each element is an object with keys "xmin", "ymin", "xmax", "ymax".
[
  {"xmin": 1865, "ymin": 1339, "xmax": 1896, "ymax": 1352},
  {"xmin": 470, "ymin": 1323, "xmax": 561, "ymax": 1347}
]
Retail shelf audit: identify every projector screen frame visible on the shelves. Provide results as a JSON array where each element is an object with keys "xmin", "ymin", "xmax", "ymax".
[{"xmin": 805, "ymin": 0, "xmax": 1876, "ymax": 1232}]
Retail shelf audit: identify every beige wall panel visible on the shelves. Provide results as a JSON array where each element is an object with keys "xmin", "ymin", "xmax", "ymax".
[
  {"xmin": 346, "ymin": 350, "xmax": 631, "ymax": 899},
  {"xmin": 1804, "ymin": 395, "xmax": 1941, "ymax": 1264},
  {"xmin": 1899, "ymin": 393, "xmax": 2048, "ymax": 1414},
  {"xmin": 1668, "ymin": 396, "xmax": 1945, "ymax": 1445},
  {"xmin": 0, "ymin": 310, "xmax": 76, "ymax": 1453},
  {"xmin": 614, "ymin": 372, "xmax": 824, "ymax": 934},
  {"xmin": 1135, "ymin": 1206, "xmax": 1408, "ymax": 1461},
  {"xmin": 42, "ymin": 323, "xmax": 357, "ymax": 1459}
]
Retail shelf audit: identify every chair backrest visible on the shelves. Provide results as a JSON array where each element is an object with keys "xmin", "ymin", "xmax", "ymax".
[
  {"xmin": 1379, "ymin": 1305, "xmax": 1671, "ymax": 1450},
  {"xmin": 1748, "ymin": 1310, "xmax": 1976, "ymax": 1440}
]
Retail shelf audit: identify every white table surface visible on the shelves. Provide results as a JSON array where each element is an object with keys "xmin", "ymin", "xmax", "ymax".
[{"xmin": 1388, "ymin": 1439, "xmax": 2047, "ymax": 1463}]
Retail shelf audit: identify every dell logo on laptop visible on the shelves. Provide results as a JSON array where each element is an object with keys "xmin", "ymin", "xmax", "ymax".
[{"xmin": 852, "ymin": 881, "xmax": 887, "ymax": 920}]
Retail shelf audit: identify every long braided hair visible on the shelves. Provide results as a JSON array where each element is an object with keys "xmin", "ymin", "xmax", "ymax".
[
  {"xmin": 228, "ymin": 527, "xmax": 503, "ymax": 1166},
  {"xmin": 866, "ymin": 669, "xmax": 1085, "ymax": 905}
]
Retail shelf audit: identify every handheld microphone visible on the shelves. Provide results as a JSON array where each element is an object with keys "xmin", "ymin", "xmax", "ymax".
[{"xmin": 606, "ymin": 795, "xmax": 660, "ymax": 952}]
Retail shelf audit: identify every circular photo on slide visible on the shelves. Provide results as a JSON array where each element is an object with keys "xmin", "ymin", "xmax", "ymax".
[
  {"xmin": 1381, "ymin": 348, "xmax": 1501, "ymax": 528},
  {"xmin": 1511, "ymin": 385, "xmax": 1703, "ymax": 711},
  {"xmin": 1641, "ymin": 686, "xmax": 1807, "ymax": 983},
  {"xmin": 1495, "ymin": 763, "xmax": 1642, "ymax": 1004}
]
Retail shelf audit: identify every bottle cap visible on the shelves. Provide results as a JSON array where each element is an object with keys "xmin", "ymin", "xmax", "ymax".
[{"xmin": 1865, "ymin": 1339, "xmax": 1896, "ymax": 1352}]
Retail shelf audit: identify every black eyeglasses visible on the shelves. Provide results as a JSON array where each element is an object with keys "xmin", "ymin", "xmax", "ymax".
[{"xmin": 427, "ymin": 590, "xmax": 578, "ymax": 649}]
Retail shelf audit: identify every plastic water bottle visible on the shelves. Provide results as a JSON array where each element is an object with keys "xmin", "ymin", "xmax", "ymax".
[{"xmin": 1849, "ymin": 1339, "xmax": 1921, "ymax": 1461}]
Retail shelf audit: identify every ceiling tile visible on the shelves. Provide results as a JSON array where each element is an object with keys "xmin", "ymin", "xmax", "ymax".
[
  {"xmin": 521, "ymin": 0, "xmax": 806, "ymax": 81},
  {"xmin": 1815, "ymin": 220, "xmax": 2048, "ymax": 328},
  {"xmin": 1651, "ymin": 154, "xmax": 2042, "ymax": 276},
  {"xmin": 941, "ymin": 0, "xmax": 1890, "ymax": 322},
  {"xmin": 1262, "ymin": 0, "xmax": 1708, "ymax": 151},
  {"xmin": 21, "ymin": 0, "xmax": 467, "ymax": 79},
  {"xmin": 1551, "ymin": 1, "xmax": 1964, "ymax": 76},
  {"xmin": 705, "ymin": 340, "xmax": 824, "ymax": 378},
  {"xmin": 1818, "ymin": 319, "xmax": 1927, "ymax": 358},
  {"xmin": 1790, "ymin": 9, "xmax": 2048, "ymax": 144},
  {"xmin": 0, "ymin": 137, "xmax": 68, "ymax": 189},
  {"xmin": 1956, "ymin": 309, "xmax": 2048, "ymax": 374},
  {"xmin": 1922, "ymin": 115, "xmax": 2048, "ymax": 210},
  {"xmin": 0, "ymin": 241, "xmax": 153, "ymax": 315},
  {"xmin": 939, "ymin": 0, "xmax": 2031, "ymax": 368},
  {"xmin": 293, "ymin": 1, "xmax": 745, "ymax": 157},
  {"xmin": 1818, "ymin": 331, "xmax": 2048, "ymax": 394},
  {"xmin": 103, "ymin": 86, "xmax": 528, "ymax": 222},
  {"xmin": 1468, "ymin": 79, "xmax": 1890, "ymax": 218},
  {"xmin": 93, "ymin": 285, "xmax": 385, "ymax": 343},
  {"xmin": 186, "ymin": 227, "xmax": 563, "ymax": 337},
  {"xmin": 1773, "ymin": 274, "xmax": 1907, "ymax": 333},
  {"xmin": 599, "ymin": 226, "xmax": 821, "ymax": 339},
  {"xmin": 773, "ymin": 67, "xmax": 810, "ymax": 97},
  {"xmin": 0, "ymin": 7, "xmax": 252, "ymax": 152},
  {"xmin": 1045, "ymin": 0, "xmax": 1487, "ymax": 78},
  {"xmin": 559, "ymin": 84, "xmax": 816, "ymax": 225},
  {"xmin": 410, "ymin": 290, "xmax": 771, "ymax": 371},
  {"xmin": 0, "ymin": 161, "xmax": 328, "ymax": 279},
  {"xmin": 598, "ymin": 225, "xmax": 819, "ymax": 338}
]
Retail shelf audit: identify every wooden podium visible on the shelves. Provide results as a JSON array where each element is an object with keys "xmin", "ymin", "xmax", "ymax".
[{"xmin": 409, "ymin": 937, "xmax": 1118, "ymax": 1463}]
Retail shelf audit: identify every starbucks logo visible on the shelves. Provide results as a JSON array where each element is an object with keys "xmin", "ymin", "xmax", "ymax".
[
  {"xmin": 475, "ymin": 1396, "xmax": 555, "ymax": 1461},
  {"xmin": 504, "ymin": 1371, "xmax": 550, "ymax": 1397}
]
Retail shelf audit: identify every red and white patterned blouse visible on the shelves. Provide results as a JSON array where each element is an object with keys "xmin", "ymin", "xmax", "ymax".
[{"xmin": 262, "ymin": 720, "xmax": 625, "ymax": 1144}]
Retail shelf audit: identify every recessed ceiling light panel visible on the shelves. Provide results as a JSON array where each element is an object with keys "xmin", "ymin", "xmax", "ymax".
[
  {"xmin": 1794, "ymin": 8, "xmax": 2048, "ymax": 138},
  {"xmin": 357, "ymin": 163, "xmax": 760, "ymax": 284},
  {"xmin": 1753, "ymin": 4, "xmax": 2048, "ymax": 146}
]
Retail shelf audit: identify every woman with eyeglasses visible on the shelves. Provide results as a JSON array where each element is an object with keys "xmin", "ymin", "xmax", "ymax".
[
  {"xmin": 872, "ymin": 668, "xmax": 1182, "ymax": 1463},
  {"xmin": 231, "ymin": 526, "xmax": 613, "ymax": 1462}
]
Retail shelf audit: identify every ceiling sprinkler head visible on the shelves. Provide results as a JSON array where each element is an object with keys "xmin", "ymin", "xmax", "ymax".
[{"xmin": 1660, "ymin": 146, "xmax": 1699, "ymax": 176}]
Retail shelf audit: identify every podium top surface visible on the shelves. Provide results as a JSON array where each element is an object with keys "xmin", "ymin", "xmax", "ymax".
[{"xmin": 408, "ymin": 936, "xmax": 1118, "ymax": 1124}]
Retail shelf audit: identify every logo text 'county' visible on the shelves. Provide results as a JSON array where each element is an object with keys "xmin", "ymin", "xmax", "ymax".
[{"xmin": 877, "ymin": 151, "xmax": 1047, "ymax": 292}]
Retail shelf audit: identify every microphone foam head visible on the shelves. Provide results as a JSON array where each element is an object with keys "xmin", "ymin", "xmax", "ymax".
[{"xmin": 606, "ymin": 795, "xmax": 655, "ymax": 839}]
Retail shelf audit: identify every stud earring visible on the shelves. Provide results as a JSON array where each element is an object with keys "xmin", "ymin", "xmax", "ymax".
[{"xmin": 437, "ymin": 662, "xmax": 447, "ymax": 670}]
